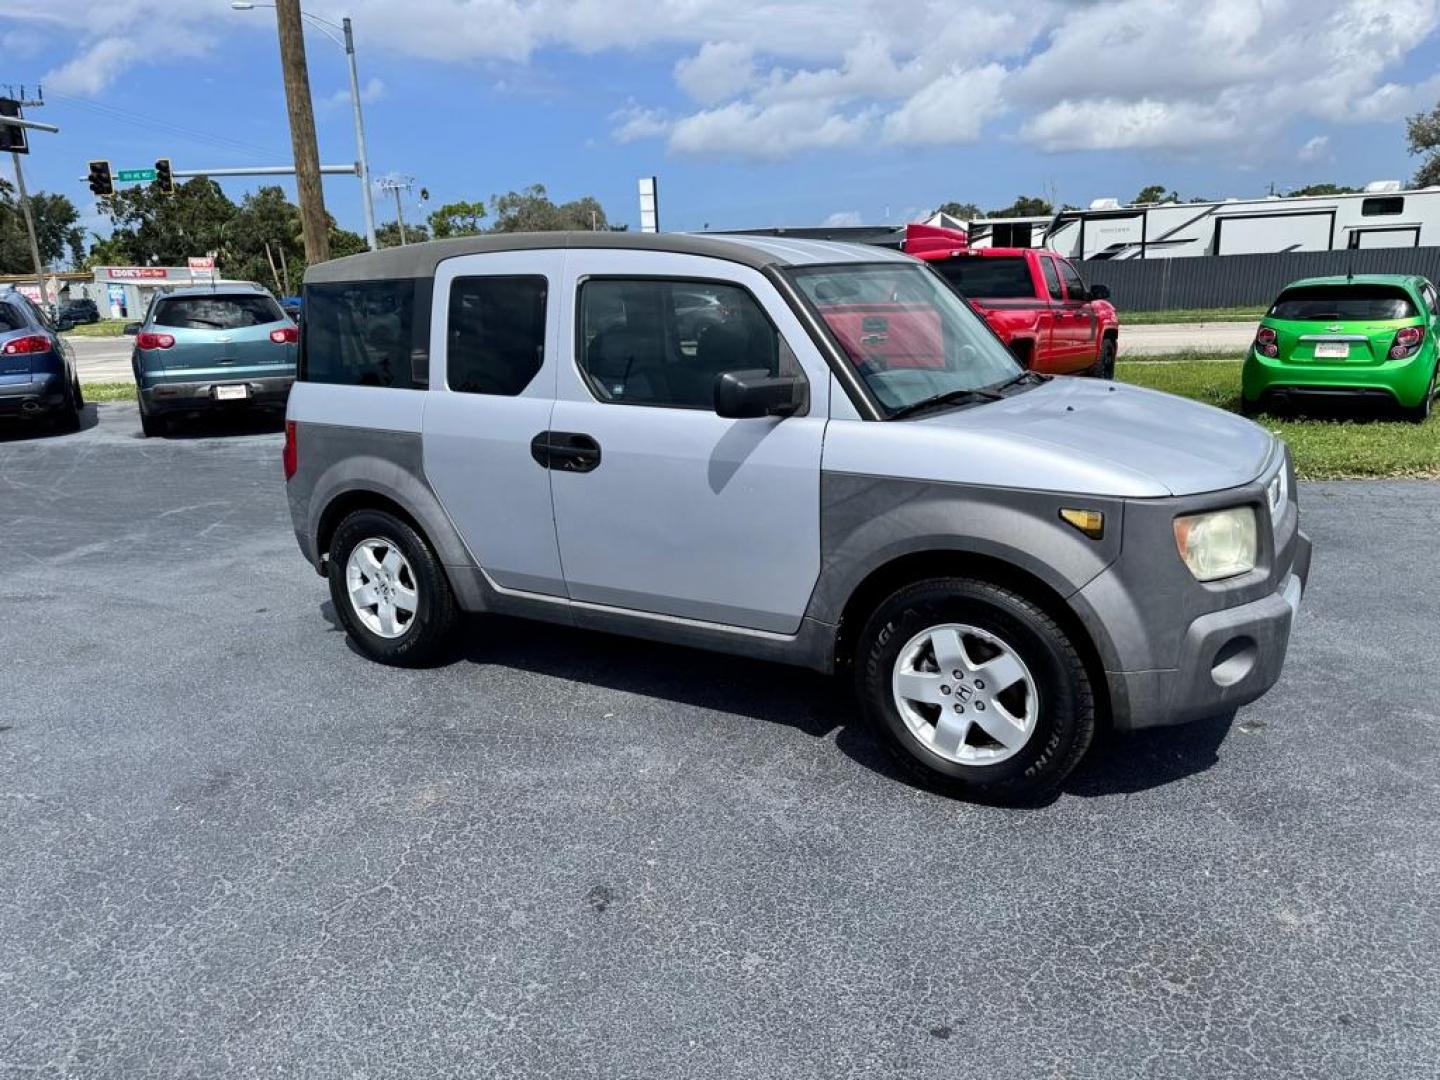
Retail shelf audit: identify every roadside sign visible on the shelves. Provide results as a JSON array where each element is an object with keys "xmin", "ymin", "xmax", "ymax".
[
  {"xmin": 188, "ymin": 256, "xmax": 216, "ymax": 283},
  {"xmin": 117, "ymin": 168, "xmax": 157, "ymax": 183}
]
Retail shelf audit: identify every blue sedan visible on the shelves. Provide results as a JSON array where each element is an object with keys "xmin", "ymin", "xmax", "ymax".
[{"xmin": 0, "ymin": 288, "xmax": 83, "ymax": 432}]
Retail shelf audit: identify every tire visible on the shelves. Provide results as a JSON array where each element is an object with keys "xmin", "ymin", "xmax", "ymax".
[
  {"xmin": 1401, "ymin": 367, "xmax": 1436, "ymax": 424},
  {"xmin": 854, "ymin": 577, "xmax": 1095, "ymax": 802},
  {"xmin": 139, "ymin": 403, "xmax": 166, "ymax": 437},
  {"xmin": 53, "ymin": 380, "xmax": 82, "ymax": 433},
  {"xmin": 1239, "ymin": 396, "xmax": 1261, "ymax": 417},
  {"xmin": 327, "ymin": 508, "xmax": 459, "ymax": 667},
  {"xmin": 1088, "ymin": 337, "xmax": 1117, "ymax": 379}
]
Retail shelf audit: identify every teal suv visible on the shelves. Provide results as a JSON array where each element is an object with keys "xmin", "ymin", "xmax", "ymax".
[{"xmin": 129, "ymin": 284, "xmax": 298, "ymax": 436}]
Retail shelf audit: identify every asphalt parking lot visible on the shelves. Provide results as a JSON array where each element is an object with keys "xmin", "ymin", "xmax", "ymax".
[{"xmin": 3, "ymin": 402, "xmax": 1438, "ymax": 1079}]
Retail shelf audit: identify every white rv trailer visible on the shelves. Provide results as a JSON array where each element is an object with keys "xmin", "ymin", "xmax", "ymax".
[{"xmin": 953, "ymin": 182, "xmax": 1440, "ymax": 260}]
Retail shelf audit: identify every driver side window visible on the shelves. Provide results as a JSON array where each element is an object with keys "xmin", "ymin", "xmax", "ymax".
[{"xmin": 577, "ymin": 278, "xmax": 804, "ymax": 410}]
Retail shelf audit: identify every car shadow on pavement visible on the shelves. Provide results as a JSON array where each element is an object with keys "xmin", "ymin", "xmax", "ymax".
[
  {"xmin": 323, "ymin": 604, "xmax": 1237, "ymax": 805},
  {"xmin": 0, "ymin": 403, "xmax": 100, "ymax": 443},
  {"xmin": 147, "ymin": 411, "xmax": 286, "ymax": 440}
]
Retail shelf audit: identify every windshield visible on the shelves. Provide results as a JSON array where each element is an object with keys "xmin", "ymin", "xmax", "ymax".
[
  {"xmin": 786, "ymin": 262, "xmax": 1021, "ymax": 416},
  {"xmin": 1269, "ymin": 285, "xmax": 1417, "ymax": 322},
  {"xmin": 153, "ymin": 294, "xmax": 286, "ymax": 330}
]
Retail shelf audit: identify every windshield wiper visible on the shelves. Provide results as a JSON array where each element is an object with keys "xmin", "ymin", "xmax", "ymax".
[
  {"xmin": 888, "ymin": 387, "xmax": 1003, "ymax": 420},
  {"xmin": 996, "ymin": 370, "xmax": 1051, "ymax": 390}
]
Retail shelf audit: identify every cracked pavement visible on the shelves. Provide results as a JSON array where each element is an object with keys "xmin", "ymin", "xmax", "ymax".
[{"xmin": 1, "ymin": 402, "xmax": 1438, "ymax": 1078}]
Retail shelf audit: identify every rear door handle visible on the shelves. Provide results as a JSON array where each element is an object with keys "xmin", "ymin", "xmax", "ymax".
[{"xmin": 531, "ymin": 431, "xmax": 602, "ymax": 473}]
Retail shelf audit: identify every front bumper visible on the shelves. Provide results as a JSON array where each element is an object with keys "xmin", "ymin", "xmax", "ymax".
[
  {"xmin": 140, "ymin": 375, "xmax": 294, "ymax": 414},
  {"xmin": 0, "ymin": 373, "xmax": 65, "ymax": 417},
  {"xmin": 1242, "ymin": 347, "xmax": 1435, "ymax": 408},
  {"xmin": 1105, "ymin": 531, "xmax": 1311, "ymax": 730}
]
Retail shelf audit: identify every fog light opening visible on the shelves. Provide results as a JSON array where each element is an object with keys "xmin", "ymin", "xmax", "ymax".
[{"xmin": 1211, "ymin": 636, "xmax": 1258, "ymax": 687}]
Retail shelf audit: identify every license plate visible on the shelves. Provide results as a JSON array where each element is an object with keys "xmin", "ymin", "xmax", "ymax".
[
  {"xmin": 214, "ymin": 384, "xmax": 249, "ymax": 401},
  {"xmin": 1314, "ymin": 341, "xmax": 1350, "ymax": 359}
]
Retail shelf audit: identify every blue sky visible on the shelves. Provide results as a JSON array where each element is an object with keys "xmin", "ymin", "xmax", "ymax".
[{"xmin": 4, "ymin": 0, "xmax": 1440, "ymax": 242}]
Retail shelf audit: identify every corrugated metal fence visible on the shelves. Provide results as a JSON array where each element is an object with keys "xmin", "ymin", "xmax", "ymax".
[{"xmin": 1080, "ymin": 246, "xmax": 1440, "ymax": 312}]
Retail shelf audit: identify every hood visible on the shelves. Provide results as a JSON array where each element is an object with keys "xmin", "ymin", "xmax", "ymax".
[{"xmin": 904, "ymin": 378, "xmax": 1278, "ymax": 498}]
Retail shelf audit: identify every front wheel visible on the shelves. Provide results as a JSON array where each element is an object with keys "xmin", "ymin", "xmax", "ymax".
[
  {"xmin": 1088, "ymin": 337, "xmax": 1117, "ymax": 379},
  {"xmin": 327, "ymin": 509, "xmax": 459, "ymax": 666},
  {"xmin": 854, "ymin": 578, "xmax": 1096, "ymax": 802}
]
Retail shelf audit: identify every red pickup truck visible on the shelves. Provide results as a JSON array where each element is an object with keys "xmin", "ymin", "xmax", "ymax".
[{"xmin": 906, "ymin": 227, "xmax": 1120, "ymax": 377}]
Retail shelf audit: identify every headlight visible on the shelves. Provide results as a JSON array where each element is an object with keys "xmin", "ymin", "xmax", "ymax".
[{"xmin": 1174, "ymin": 506, "xmax": 1258, "ymax": 581}]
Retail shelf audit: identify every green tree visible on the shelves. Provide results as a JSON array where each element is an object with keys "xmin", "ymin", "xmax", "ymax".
[
  {"xmin": 94, "ymin": 177, "xmax": 238, "ymax": 268},
  {"xmin": 1405, "ymin": 103, "xmax": 1440, "ymax": 187},
  {"xmin": 1133, "ymin": 184, "xmax": 1179, "ymax": 204},
  {"xmin": 0, "ymin": 180, "xmax": 85, "ymax": 272},
  {"xmin": 988, "ymin": 195, "xmax": 1053, "ymax": 218},
  {"xmin": 376, "ymin": 220, "xmax": 430, "ymax": 248},
  {"xmin": 1287, "ymin": 182, "xmax": 1360, "ymax": 196},
  {"xmin": 933, "ymin": 201, "xmax": 982, "ymax": 220},
  {"xmin": 428, "ymin": 200, "xmax": 487, "ymax": 239},
  {"xmin": 489, "ymin": 184, "xmax": 612, "ymax": 232}
]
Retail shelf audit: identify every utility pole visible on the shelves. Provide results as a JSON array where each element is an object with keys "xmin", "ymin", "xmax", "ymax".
[
  {"xmin": 274, "ymin": 0, "xmax": 329, "ymax": 263},
  {"xmin": 2, "ymin": 89, "xmax": 49, "ymax": 309},
  {"xmin": 376, "ymin": 176, "xmax": 413, "ymax": 245}
]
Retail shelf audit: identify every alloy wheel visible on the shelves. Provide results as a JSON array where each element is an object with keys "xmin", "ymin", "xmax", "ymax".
[
  {"xmin": 345, "ymin": 538, "xmax": 419, "ymax": 639},
  {"xmin": 891, "ymin": 622, "xmax": 1039, "ymax": 766}
]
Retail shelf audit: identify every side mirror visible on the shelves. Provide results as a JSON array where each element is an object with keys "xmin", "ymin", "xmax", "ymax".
[
  {"xmin": 123, "ymin": 322, "xmax": 141, "ymax": 336},
  {"xmin": 1088, "ymin": 284, "xmax": 1110, "ymax": 301},
  {"xmin": 714, "ymin": 368, "xmax": 803, "ymax": 419}
]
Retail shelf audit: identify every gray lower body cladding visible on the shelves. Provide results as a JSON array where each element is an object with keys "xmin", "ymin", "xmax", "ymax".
[
  {"xmin": 288, "ymin": 423, "xmax": 1309, "ymax": 727},
  {"xmin": 142, "ymin": 375, "xmax": 294, "ymax": 414}
]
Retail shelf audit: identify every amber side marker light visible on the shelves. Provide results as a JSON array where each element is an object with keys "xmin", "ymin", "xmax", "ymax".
[{"xmin": 1060, "ymin": 508, "xmax": 1105, "ymax": 539}]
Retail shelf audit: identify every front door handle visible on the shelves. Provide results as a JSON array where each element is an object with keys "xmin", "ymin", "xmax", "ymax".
[{"xmin": 530, "ymin": 431, "xmax": 602, "ymax": 473}]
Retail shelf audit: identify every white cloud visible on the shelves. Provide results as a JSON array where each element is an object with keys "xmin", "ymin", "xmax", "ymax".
[
  {"xmin": 1022, "ymin": 99, "xmax": 1240, "ymax": 152},
  {"xmin": 822, "ymin": 210, "xmax": 863, "ymax": 227},
  {"xmin": 25, "ymin": 0, "xmax": 1440, "ymax": 163},
  {"xmin": 675, "ymin": 41, "xmax": 756, "ymax": 105},
  {"xmin": 44, "ymin": 37, "xmax": 137, "ymax": 96},
  {"xmin": 668, "ymin": 100, "xmax": 875, "ymax": 160},
  {"xmin": 1298, "ymin": 135, "xmax": 1331, "ymax": 163},
  {"xmin": 610, "ymin": 105, "xmax": 670, "ymax": 144},
  {"xmin": 327, "ymin": 77, "xmax": 386, "ymax": 109},
  {"xmin": 881, "ymin": 64, "xmax": 1006, "ymax": 146}
]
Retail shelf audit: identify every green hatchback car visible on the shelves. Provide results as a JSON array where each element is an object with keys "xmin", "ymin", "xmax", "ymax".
[{"xmin": 1242, "ymin": 274, "xmax": 1439, "ymax": 422}]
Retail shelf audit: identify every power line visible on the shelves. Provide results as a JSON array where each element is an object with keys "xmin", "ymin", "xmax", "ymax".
[{"xmin": 46, "ymin": 90, "xmax": 285, "ymax": 160}]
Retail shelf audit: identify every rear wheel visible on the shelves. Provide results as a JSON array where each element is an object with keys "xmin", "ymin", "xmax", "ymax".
[
  {"xmin": 328, "ymin": 509, "xmax": 459, "ymax": 666},
  {"xmin": 53, "ymin": 379, "xmax": 82, "ymax": 433},
  {"xmin": 1401, "ymin": 367, "xmax": 1436, "ymax": 423},
  {"xmin": 854, "ymin": 577, "xmax": 1095, "ymax": 803},
  {"xmin": 1088, "ymin": 336, "xmax": 1117, "ymax": 379},
  {"xmin": 138, "ymin": 402, "xmax": 166, "ymax": 437}
]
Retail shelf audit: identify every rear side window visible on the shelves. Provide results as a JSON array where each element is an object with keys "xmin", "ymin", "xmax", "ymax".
[
  {"xmin": 931, "ymin": 257, "xmax": 1033, "ymax": 299},
  {"xmin": 0, "ymin": 303, "xmax": 25, "ymax": 332},
  {"xmin": 1057, "ymin": 259, "xmax": 1088, "ymax": 301},
  {"xmin": 1039, "ymin": 259, "xmax": 1062, "ymax": 300},
  {"xmin": 153, "ymin": 294, "xmax": 284, "ymax": 329},
  {"xmin": 447, "ymin": 276, "xmax": 547, "ymax": 396},
  {"xmin": 1269, "ymin": 285, "xmax": 1417, "ymax": 321},
  {"xmin": 301, "ymin": 280, "xmax": 426, "ymax": 389},
  {"xmin": 578, "ymin": 278, "xmax": 799, "ymax": 410}
]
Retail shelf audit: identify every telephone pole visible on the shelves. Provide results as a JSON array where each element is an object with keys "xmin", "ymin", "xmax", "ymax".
[
  {"xmin": 274, "ymin": 0, "xmax": 329, "ymax": 263},
  {"xmin": 2, "ymin": 89, "xmax": 51, "ymax": 308}
]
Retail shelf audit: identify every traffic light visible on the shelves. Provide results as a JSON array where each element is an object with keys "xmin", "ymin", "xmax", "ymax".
[
  {"xmin": 154, "ymin": 158, "xmax": 174, "ymax": 196},
  {"xmin": 87, "ymin": 160, "xmax": 113, "ymax": 198},
  {"xmin": 0, "ymin": 98, "xmax": 27, "ymax": 155}
]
